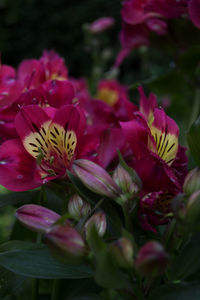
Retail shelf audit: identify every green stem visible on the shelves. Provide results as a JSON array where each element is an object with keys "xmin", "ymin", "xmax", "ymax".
[
  {"xmin": 51, "ymin": 279, "xmax": 60, "ymax": 300},
  {"xmin": 122, "ymin": 203, "xmax": 131, "ymax": 231}
]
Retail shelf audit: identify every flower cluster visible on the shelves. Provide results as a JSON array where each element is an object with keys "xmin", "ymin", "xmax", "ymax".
[{"xmin": 0, "ymin": 50, "xmax": 187, "ymax": 234}]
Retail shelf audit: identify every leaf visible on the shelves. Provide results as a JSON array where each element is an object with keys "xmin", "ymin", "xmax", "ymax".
[
  {"xmin": 0, "ymin": 265, "xmax": 26, "ymax": 299},
  {"xmin": 169, "ymin": 233, "xmax": 200, "ymax": 280},
  {"xmin": 0, "ymin": 241, "xmax": 93, "ymax": 279},
  {"xmin": 0, "ymin": 190, "xmax": 39, "ymax": 208},
  {"xmin": 148, "ymin": 282, "xmax": 200, "ymax": 300},
  {"xmin": 187, "ymin": 116, "xmax": 200, "ymax": 165}
]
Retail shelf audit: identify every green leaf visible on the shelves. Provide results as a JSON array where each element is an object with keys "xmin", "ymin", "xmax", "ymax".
[
  {"xmin": 0, "ymin": 241, "xmax": 93, "ymax": 279},
  {"xmin": 187, "ymin": 116, "xmax": 200, "ymax": 165},
  {"xmin": 0, "ymin": 266, "xmax": 26, "ymax": 299},
  {"xmin": 148, "ymin": 282, "xmax": 200, "ymax": 300},
  {"xmin": 169, "ymin": 234, "xmax": 200, "ymax": 280},
  {"xmin": 0, "ymin": 190, "xmax": 39, "ymax": 208}
]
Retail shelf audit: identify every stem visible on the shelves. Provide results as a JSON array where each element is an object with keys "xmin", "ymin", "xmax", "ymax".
[
  {"xmin": 122, "ymin": 203, "xmax": 131, "ymax": 231},
  {"xmin": 51, "ymin": 279, "xmax": 60, "ymax": 300}
]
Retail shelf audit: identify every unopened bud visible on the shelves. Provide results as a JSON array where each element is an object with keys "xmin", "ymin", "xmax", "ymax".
[
  {"xmin": 16, "ymin": 204, "xmax": 60, "ymax": 233},
  {"xmin": 135, "ymin": 241, "xmax": 169, "ymax": 276},
  {"xmin": 72, "ymin": 159, "xmax": 121, "ymax": 199},
  {"xmin": 110, "ymin": 237, "xmax": 134, "ymax": 269},
  {"xmin": 183, "ymin": 168, "xmax": 200, "ymax": 196},
  {"xmin": 45, "ymin": 225, "xmax": 86, "ymax": 262},
  {"xmin": 68, "ymin": 194, "xmax": 91, "ymax": 221},
  {"xmin": 113, "ymin": 164, "xmax": 139, "ymax": 203},
  {"xmin": 89, "ymin": 17, "xmax": 114, "ymax": 34},
  {"xmin": 85, "ymin": 211, "xmax": 106, "ymax": 238}
]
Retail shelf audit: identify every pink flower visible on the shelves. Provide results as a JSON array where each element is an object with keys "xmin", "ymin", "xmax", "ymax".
[
  {"xmin": 96, "ymin": 80, "xmax": 137, "ymax": 121},
  {"xmin": 17, "ymin": 50, "xmax": 68, "ymax": 89},
  {"xmin": 89, "ymin": 17, "xmax": 114, "ymax": 33},
  {"xmin": 0, "ymin": 104, "xmax": 98, "ymax": 191}
]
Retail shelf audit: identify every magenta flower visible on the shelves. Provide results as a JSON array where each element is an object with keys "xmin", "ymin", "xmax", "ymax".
[
  {"xmin": 89, "ymin": 17, "xmax": 114, "ymax": 33},
  {"xmin": 0, "ymin": 104, "xmax": 93, "ymax": 191},
  {"xmin": 96, "ymin": 80, "xmax": 137, "ymax": 121},
  {"xmin": 17, "ymin": 50, "xmax": 68, "ymax": 89}
]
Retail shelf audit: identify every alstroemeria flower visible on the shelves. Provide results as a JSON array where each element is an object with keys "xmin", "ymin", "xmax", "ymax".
[
  {"xmin": 17, "ymin": 50, "xmax": 68, "ymax": 89},
  {"xmin": 0, "ymin": 64, "xmax": 22, "ymax": 107},
  {"xmin": 96, "ymin": 80, "xmax": 137, "ymax": 121},
  {"xmin": 121, "ymin": 108, "xmax": 181, "ymax": 193},
  {"xmin": 0, "ymin": 104, "xmax": 91, "ymax": 191},
  {"xmin": 121, "ymin": 105, "xmax": 188, "ymax": 231}
]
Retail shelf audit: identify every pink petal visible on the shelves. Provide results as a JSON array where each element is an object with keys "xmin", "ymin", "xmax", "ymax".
[{"xmin": 0, "ymin": 139, "xmax": 43, "ymax": 191}]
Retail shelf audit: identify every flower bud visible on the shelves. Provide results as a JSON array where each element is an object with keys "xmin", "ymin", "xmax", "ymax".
[
  {"xmin": 113, "ymin": 164, "xmax": 139, "ymax": 203},
  {"xmin": 45, "ymin": 225, "xmax": 86, "ymax": 262},
  {"xmin": 89, "ymin": 17, "xmax": 114, "ymax": 34},
  {"xmin": 183, "ymin": 168, "xmax": 200, "ymax": 196},
  {"xmin": 135, "ymin": 241, "xmax": 169, "ymax": 276},
  {"xmin": 16, "ymin": 204, "xmax": 60, "ymax": 233},
  {"xmin": 68, "ymin": 194, "xmax": 91, "ymax": 221},
  {"xmin": 85, "ymin": 211, "xmax": 106, "ymax": 238},
  {"xmin": 72, "ymin": 159, "xmax": 121, "ymax": 199},
  {"xmin": 110, "ymin": 237, "xmax": 134, "ymax": 269}
]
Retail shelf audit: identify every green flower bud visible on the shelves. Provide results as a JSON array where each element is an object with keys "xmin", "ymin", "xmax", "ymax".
[
  {"xmin": 110, "ymin": 237, "xmax": 134, "ymax": 269},
  {"xmin": 68, "ymin": 194, "xmax": 91, "ymax": 221}
]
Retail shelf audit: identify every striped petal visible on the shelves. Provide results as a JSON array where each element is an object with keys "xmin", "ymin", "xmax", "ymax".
[
  {"xmin": 149, "ymin": 108, "xmax": 179, "ymax": 166},
  {"xmin": 15, "ymin": 105, "xmax": 51, "ymax": 160}
]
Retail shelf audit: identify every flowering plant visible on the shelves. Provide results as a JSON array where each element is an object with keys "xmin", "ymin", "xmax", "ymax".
[{"xmin": 0, "ymin": 2, "xmax": 200, "ymax": 300}]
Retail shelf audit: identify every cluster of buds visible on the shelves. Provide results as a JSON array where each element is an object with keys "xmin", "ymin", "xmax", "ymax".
[
  {"xmin": 15, "ymin": 202, "xmax": 107, "ymax": 263},
  {"xmin": 72, "ymin": 159, "xmax": 140, "ymax": 205},
  {"xmin": 172, "ymin": 168, "xmax": 200, "ymax": 230},
  {"xmin": 68, "ymin": 194, "xmax": 91, "ymax": 221}
]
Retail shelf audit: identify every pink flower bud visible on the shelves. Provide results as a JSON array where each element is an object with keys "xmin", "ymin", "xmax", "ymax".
[
  {"xmin": 85, "ymin": 211, "xmax": 106, "ymax": 238},
  {"xmin": 68, "ymin": 194, "xmax": 91, "ymax": 221},
  {"xmin": 72, "ymin": 159, "xmax": 121, "ymax": 199},
  {"xmin": 135, "ymin": 241, "xmax": 169, "ymax": 276},
  {"xmin": 113, "ymin": 164, "xmax": 139, "ymax": 203},
  {"xmin": 45, "ymin": 225, "xmax": 86, "ymax": 262},
  {"xmin": 89, "ymin": 17, "xmax": 114, "ymax": 34},
  {"xmin": 110, "ymin": 237, "xmax": 134, "ymax": 269},
  {"xmin": 183, "ymin": 168, "xmax": 200, "ymax": 196},
  {"xmin": 16, "ymin": 204, "xmax": 60, "ymax": 233}
]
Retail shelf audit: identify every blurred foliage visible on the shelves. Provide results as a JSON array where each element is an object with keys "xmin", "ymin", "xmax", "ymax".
[{"xmin": 0, "ymin": 0, "xmax": 121, "ymax": 76}]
